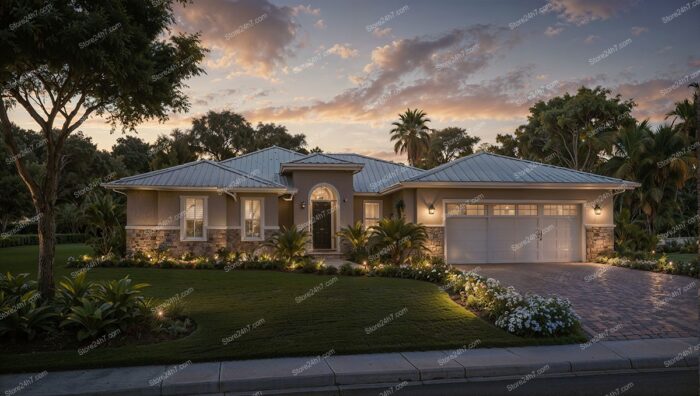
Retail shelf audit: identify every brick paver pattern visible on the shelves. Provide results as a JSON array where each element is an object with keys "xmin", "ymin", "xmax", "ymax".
[{"xmin": 456, "ymin": 262, "xmax": 697, "ymax": 340}]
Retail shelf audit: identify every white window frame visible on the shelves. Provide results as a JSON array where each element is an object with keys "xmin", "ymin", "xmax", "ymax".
[
  {"xmin": 446, "ymin": 203, "xmax": 486, "ymax": 217},
  {"xmin": 492, "ymin": 204, "xmax": 516, "ymax": 216},
  {"xmin": 363, "ymin": 200, "xmax": 382, "ymax": 228},
  {"xmin": 180, "ymin": 196, "xmax": 208, "ymax": 242},
  {"xmin": 241, "ymin": 197, "xmax": 265, "ymax": 241},
  {"xmin": 543, "ymin": 204, "xmax": 578, "ymax": 216}
]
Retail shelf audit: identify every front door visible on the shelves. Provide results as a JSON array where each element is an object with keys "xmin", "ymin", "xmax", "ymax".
[{"xmin": 312, "ymin": 201, "xmax": 333, "ymax": 250}]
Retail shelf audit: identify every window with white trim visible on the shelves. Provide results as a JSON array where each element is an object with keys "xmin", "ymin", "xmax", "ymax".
[
  {"xmin": 243, "ymin": 198, "xmax": 263, "ymax": 240},
  {"xmin": 543, "ymin": 204, "xmax": 577, "ymax": 216},
  {"xmin": 363, "ymin": 201, "xmax": 381, "ymax": 227},
  {"xmin": 517, "ymin": 204, "xmax": 538, "ymax": 216},
  {"xmin": 492, "ymin": 204, "xmax": 516, "ymax": 216},
  {"xmin": 446, "ymin": 203, "xmax": 486, "ymax": 216},
  {"xmin": 183, "ymin": 197, "xmax": 206, "ymax": 240}
]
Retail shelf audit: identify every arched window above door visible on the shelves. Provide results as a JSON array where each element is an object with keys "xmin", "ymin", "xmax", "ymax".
[{"xmin": 311, "ymin": 186, "xmax": 334, "ymax": 201}]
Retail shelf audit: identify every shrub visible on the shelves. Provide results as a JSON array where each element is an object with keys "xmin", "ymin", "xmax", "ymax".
[
  {"xmin": 339, "ymin": 263, "xmax": 355, "ymax": 276},
  {"xmin": 324, "ymin": 265, "xmax": 339, "ymax": 275},
  {"xmin": 461, "ymin": 271, "xmax": 580, "ymax": 337},
  {"xmin": 338, "ymin": 221, "xmax": 371, "ymax": 262},
  {"xmin": 60, "ymin": 298, "xmax": 119, "ymax": 341},
  {"xmin": 369, "ymin": 218, "xmax": 428, "ymax": 266},
  {"xmin": 300, "ymin": 257, "xmax": 320, "ymax": 273},
  {"xmin": 0, "ymin": 289, "xmax": 58, "ymax": 341},
  {"xmin": 595, "ymin": 254, "xmax": 698, "ymax": 278},
  {"xmin": 265, "ymin": 227, "xmax": 310, "ymax": 266}
]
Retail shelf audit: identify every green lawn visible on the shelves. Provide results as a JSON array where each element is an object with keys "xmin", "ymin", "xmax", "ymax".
[
  {"xmin": 662, "ymin": 253, "xmax": 696, "ymax": 263},
  {"xmin": 0, "ymin": 244, "xmax": 584, "ymax": 373}
]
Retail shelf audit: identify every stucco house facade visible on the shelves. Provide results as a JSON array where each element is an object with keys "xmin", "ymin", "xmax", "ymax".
[{"xmin": 102, "ymin": 146, "xmax": 638, "ymax": 264}]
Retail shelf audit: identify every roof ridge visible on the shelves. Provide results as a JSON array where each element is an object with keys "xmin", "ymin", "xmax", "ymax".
[
  {"xmin": 405, "ymin": 152, "xmax": 481, "ymax": 181},
  {"xmin": 219, "ymin": 146, "xmax": 305, "ymax": 164},
  {"xmin": 202, "ymin": 160, "xmax": 285, "ymax": 187},
  {"xmin": 327, "ymin": 152, "xmax": 425, "ymax": 172},
  {"xmin": 287, "ymin": 152, "xmax": 356, "ymax": 164}
]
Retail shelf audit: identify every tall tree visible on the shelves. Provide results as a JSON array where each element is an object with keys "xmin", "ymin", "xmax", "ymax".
[
  {"xmin": 190, "ymin": 110, "xmax": 254, "ymax": 161},
  {"xmin": 112, "ymin": 136, "xmax": 152, "ymax": 175},
  {"xmin": 390, "ymin": 108, "xmax": 431, "ymax": 166},
  {"xmin": 422, "ymin": 127, "xmax": 480, "ymax": 169},
  {"xmin": 251, "ymin": 123, "xmax": 307, "ymax": 153},
  {"xmin": 0, "ymin": 0, "xmax": 206, "ymax": 296},
  {"xmin": 512, "ymin": 86, "xmax": 635, "ymax": 171},
  {"xmin": 150, "ymin": 129, "xmax": 198, "ymax": 170},
  {"xmin": 666, "ymin": 98, "xmax": 697, "ymax": 141}
]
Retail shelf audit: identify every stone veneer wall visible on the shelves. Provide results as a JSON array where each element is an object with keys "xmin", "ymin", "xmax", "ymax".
[
  {"xmin": 585, "ymin": 225, "xmax": 614, "ymax": 261},
  {"xmin": 425, "ymin": 226, "xmax": 444, "ymax": 257},
  {"xmin": 126, "ymin": 228, "xmax": 272, "ymax": 257}
]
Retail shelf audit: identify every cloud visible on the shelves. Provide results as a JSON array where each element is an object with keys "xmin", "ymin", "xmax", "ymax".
[
  {"xmin": 372, "ymin": 27, "xmax": 392, "ymax": 38},
  {"xmin": 545, "ymin": 26, "xmax": 564, "ymax": 36},
  {"xmin": 584, "ymin": 35, "xmax": 600, "ymax": 44},
  {"xmin": 244, "ymin": 25, "xmax": 529, "ymax": 124},
  {"xmin": 314, "ymin": 19, "xmax": 326, "ymax": 29},
  {"xmin": 175, "ymin": 0, "xmax": 300, "ymax": 79},
  {"xmin": 549, "ymin": 0, "xmax": 637, "ymax": 25},
  {"xmin": 630, "ymin": 26, "xmax": 648, "ymax": 36},
  {"xmin": 615, "ymin": 78, "xmax": 692, "ymax": 122},
  {"xmin": 689, "ymin": 58, "xmax": 700, "ymax": 67},
  {"xmin": 291, "ymin": 4, "xmax": 320, "ymax": 16},
  {"xmin": 327, "ymin": 43, "xmax": 359, "ymax": 59}
]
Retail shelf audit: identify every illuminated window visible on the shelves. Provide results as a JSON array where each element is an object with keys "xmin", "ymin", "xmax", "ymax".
[
  {"xmin": 311, "ymin": 186, "xmax": 333, "ymax": 201},
  {"xmin": 243, "ymin": 198, "xmax": 263, "ymax": 240},
  {"xmin": 183, "ymin": 197, "xmax": 206, "ymax": 240},
  {"xmin": 363, "ymin": 201, "xmax": 381, "ymax": 227},
  {"xmin": 446, "ymin": 203, "xmax": 486, "ymax": 216},
  {"xmin": 492, "ymin": 204, "xmax": 516, "ymax": 216},
  {"xmin": 517, "ymin": 204, "xmax": 538, "ymax": 216},
  {"xmin": 543, "ymin": 204, "xmax": 577, "ymax": 216}
]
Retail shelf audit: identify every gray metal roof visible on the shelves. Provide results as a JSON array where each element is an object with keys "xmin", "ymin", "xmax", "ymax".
[
  {"xmin": 405, "ymin": 152, "xmax": 636, "ymax": 186},
  {"xmin": 286, "ymin": 153, "xmax": 357, "ymax": 165},
  {"xmin": 105, "ymin": 160, "xmax": 284, "ymax": 189},
  {"xmin": 327, "ymin": 153, "xmax": 424, "ymax": 193},
  {"xmin": 219, "ymin": 146, "xmax": 304, "ymax": 186}
]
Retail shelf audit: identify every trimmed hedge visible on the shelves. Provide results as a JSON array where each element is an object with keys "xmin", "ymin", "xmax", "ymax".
[
  {"xmin": 0, "ymin": 234, "xmax": 87, "ymax": 248},
  {"xmin": 594, "ymin": 253, "xmax": 698, "ymax": 278}
]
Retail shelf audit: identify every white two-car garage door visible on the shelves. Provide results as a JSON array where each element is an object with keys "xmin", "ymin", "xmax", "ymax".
[{"xmin": 445, "ymin": 203, "xmax": 581, "ymax": 264}]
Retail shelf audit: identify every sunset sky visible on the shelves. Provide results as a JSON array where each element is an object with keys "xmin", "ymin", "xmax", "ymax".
[{"xmin": 11, "ymin": 0, "xmax": 700, "ymax": 162}]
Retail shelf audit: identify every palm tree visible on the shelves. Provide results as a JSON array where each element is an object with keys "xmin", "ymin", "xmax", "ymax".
[
  {"xmin": 688, "ymin": 81, "xmax": 700, "ymax": 394},
  {"xmin": 666, "ymin": 98, "xmax": 696, "ymax": 141},
  {"xmin": 265, "ymin": 227, "xmax": 310, "ymax": 266},
  {"xmin": 337, "ymin": 221, "xmax": 371, "ymax": 262},
  {"xmin": 81, "ymin": 192, "xmax": 125, "ymax": 255},
  {"xmin": 369, "ymin": 218, "xmax": 428, "ymax": 265},
  {"xmin": 390, "ymin": 108, "xmax": 431, "ymax": 166}
]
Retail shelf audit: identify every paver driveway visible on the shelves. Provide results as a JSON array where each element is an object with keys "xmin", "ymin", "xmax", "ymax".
[{"xmin": 456, "ymin": 262, "xmax": 697, "ymax": 340}]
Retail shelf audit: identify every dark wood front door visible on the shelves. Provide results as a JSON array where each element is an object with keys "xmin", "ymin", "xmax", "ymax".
[{"xmin": 312, "ymin": 201, "xmax": 332, "ymax": 250}]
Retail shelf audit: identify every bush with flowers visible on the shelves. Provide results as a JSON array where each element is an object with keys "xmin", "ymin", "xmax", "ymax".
[
  {"xmin": 458, "ymin": 271, "xmax": 580, "ymax": 337},
  {"xmin": 594, "ymin": 253, "xmax": 698, "ymax": 278}
]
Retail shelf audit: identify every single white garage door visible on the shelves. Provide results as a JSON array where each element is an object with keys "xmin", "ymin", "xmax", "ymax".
[{"xmin": 445, "ymin": 203, "xmax": 581, "ymax": 264}]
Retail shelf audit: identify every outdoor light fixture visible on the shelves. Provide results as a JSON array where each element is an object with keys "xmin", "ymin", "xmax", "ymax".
[
  {"xmin": 428, "ymin": 204, "xmax": 435, "ymax": 215},
  {"xmin": 594, "ymin": 204, "xmax": 601, "ymax": 215},
  {"xmin": 300, "ymin": 201, "xmax": 306, "ymax": 209}
]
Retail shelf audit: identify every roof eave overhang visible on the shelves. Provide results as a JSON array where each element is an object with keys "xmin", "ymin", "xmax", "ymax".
[
  {"xmin": 379, "ymin": 181, "xmax": 640, "ymax": 194},
  {"xmin": 101, "ymin": 184, "xmax": 291, "ymax": 194},
  {"xmin": 280, "ymin": 164, "xmax": 364, "ymax": 173}
]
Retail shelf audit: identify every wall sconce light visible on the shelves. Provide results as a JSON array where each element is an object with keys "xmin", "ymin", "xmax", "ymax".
[
  {"xmin": 594, "ymin": 204, "xmax": 601, "ymax": 215},
  {"xmin": 428, "ymin": 204, "xmax": 435, "ymax": 215},
  {"xmin": 300, "ymin": 201, "xmax": 306, "ymax": 209}
]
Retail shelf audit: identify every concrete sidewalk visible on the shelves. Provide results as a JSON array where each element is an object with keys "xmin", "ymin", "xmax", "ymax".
[{"xmin": 1, "ymin": 337, "xmax": 698, "ymax": 396}]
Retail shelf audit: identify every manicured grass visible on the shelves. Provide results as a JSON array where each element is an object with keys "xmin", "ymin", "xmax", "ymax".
[
  {"xmin": 0, "ymin": 244, "xmax": 585, "ymax": 373},
  {"xmin": 663, "ymin": 253, "xmax": 696, "ymax": 264}
]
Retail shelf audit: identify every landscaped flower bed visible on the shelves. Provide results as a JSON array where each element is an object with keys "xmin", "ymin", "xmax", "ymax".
[
  {"xmin": 0, "ymin": 272, "xmax": 193, "ymax": 353},
  {"xmin": 594, "ymin": 253, "xmax": 698, "ymax": 278},
  {"xmin": 444, "ymin": 271, "xmax": 580, "ymax": 337}
]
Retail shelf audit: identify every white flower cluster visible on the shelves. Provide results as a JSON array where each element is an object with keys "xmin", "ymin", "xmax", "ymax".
[{"xmin": 461, "ymin": 271, "xmax": 580, "ymax": 336}]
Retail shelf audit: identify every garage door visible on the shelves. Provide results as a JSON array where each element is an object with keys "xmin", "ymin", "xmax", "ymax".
[{"xmin": 445, "ymin": 203, "xmax": 580, "ymax": 264}]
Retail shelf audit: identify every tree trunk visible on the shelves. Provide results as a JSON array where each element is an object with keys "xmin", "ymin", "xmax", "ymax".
[{"xmin": 37, "ymin": 203, "xmax": 56, "ymax": 297}]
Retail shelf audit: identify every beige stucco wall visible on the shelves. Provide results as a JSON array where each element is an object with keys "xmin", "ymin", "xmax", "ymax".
[
  {"xmin": 126, "ymin": 190, "xmax": 278, "ymax": 229},
  {"xmin": 126, "ymin": 190, "xmax": 158, "ymax": 226},
  {"xmin": 278, "ymin": 198, "xmax": 294, "ymax": 229},
  {"xmin": 290, "ymin": 170, "xmax": 355, "ymax": 230},
  {"xmin": 415, "ymin": 188, "xmax": 614, "ymax": 226}
]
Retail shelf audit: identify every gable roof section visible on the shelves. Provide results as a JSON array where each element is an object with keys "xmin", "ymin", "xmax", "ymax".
[
  {"xmin": 326, "ymin": 153, "xmax": 424, "ymax": 193},
  {"xmin": 219, "ymin": 146, "xmax": 305, "ymax": 186},
  {"xmin": 103, "ymin": 160, "xmax": 285, "ymax": 190},
  {"xmin": 403, "ymin": 152, "xmax": 638, "ymax": 187}
]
